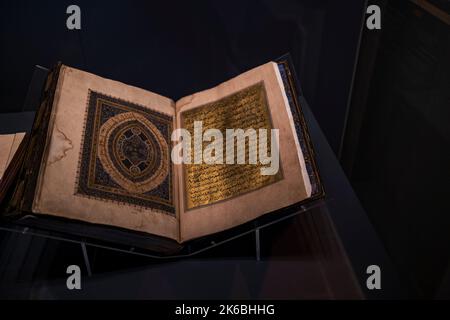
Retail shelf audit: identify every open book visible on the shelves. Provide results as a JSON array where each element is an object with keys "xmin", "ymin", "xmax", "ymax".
[{"xmin": 2, "ymin": 60, "xmax": 322, "ymax": 243}]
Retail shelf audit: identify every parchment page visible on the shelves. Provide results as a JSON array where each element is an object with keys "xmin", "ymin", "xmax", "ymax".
[
  {"xmin": 33, "ymin": 66, "xmax": 180, "ymax": 241},
  {"xmin": 176, "ymin": 62, "xmax": 311, "ymax": 241},
  {"xmin": 0, "ymin": 133, "xmax": 25, "ymax": 180}
]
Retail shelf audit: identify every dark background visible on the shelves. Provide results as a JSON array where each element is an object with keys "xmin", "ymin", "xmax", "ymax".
[
  {"xmin": 0, "ymin": 0, "xmax": 365, "ymax": 153},
  {"xmin": 342, "ymin": 1, "xmax": 450, "ymax": 298},
  {"xmin": 1, "ymin": 0, "xmax": 449, "ymax": 299}
]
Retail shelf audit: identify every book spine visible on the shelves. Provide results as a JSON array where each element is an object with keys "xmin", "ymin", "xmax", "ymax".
[{"xmin": 5, "ymin": 63, "xmax": 62, "ymax": 214}]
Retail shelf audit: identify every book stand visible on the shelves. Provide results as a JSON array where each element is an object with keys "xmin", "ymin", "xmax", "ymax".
[{"xmin": 0, "ymin": 62, "xmax": 327, "ymax": 275}]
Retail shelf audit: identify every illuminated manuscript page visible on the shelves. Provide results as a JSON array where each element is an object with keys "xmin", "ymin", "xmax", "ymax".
[
  {"xmin": 32, "ymin": 66, "xmax": 180, "ymax": 241},
  {"xmin": 181, "ymin": 81, "xmax": 283, "ymax": 209},
  {"xmin": 176, "ymin": 62, "xmax": 311, "ymax": 242}
]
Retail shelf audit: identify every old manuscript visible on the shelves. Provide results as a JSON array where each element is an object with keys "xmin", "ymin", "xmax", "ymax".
[
  {"xmin": 3, "ymin": 61, "xmax": 316, "ymax": 243},
  {"xmin": 182, "ymin": 82, "xmax": 282, "ymax": 210}
]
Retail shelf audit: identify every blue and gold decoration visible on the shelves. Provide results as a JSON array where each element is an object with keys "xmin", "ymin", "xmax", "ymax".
[{"xmin": 76, "ymin": 91, "xmax": 175, "ymax": 215}]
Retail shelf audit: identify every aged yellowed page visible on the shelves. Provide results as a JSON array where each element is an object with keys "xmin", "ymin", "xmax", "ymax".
[
  {"xmin": 0, "ymin": 133, "xmax": 25, "ymax": 180},
  {"xmin": 0, "ymin": 135, "xmax": 15, "ymax": 180},
  {"xmin": 176, "ymin": 62, "xmax": 311, "ymax": 241},
  {"xmin": 32, "ymin": 65, "xmax": 180, "ymax": 241}
]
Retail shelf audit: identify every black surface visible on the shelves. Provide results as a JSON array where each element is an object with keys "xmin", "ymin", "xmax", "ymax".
[{"xmin": 0, "ymin": 112, "xmax": 35, "ymax": 134}]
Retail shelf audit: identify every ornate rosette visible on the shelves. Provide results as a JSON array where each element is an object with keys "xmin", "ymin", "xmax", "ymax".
[{"xmin": 97, "ymin": 112, "xmax": 169, "ymax": 194}]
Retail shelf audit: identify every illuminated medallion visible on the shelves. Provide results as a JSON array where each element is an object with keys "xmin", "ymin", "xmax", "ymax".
[
  {"xmin": 97, "ymin": 112, "xmax": 169, "ymax": 194},
  {"xmin": 76, "ymin": 91, "xmax": 174, "ymax": 214}
]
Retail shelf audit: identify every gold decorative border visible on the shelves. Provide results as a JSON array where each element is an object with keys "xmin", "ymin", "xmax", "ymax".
[{"xmin": 180, "ymin": 81, "xmax": 284, "ymax": 211}]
